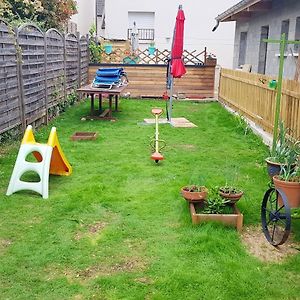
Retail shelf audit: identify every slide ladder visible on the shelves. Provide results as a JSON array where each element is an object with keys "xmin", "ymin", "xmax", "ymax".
[{"xmin": 6, "ymin": 126, "xmax": 72, "ymax": 199}]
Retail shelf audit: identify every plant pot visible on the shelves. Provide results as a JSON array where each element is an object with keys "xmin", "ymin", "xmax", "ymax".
[
  {"xmin": 219, "ymin": 190, "xmax": 244, "ymax": 204},
  {"xmin": 104, "ymin": 44, "xmax": 112, "ymax": 54},
  {"xmin": 181, "ymin": 186, "xmax": 208, "ymax": 202},
  {"xmin": 273, "ymin": 176, "xmax": 300, "ymax": 208},
  {"xmin": 148, "ymin": 46, "xmax": 156, "ymax": 55},
  {"xmin": 265, "ymin": 158, "xmax": 296, "ymax": 179}
]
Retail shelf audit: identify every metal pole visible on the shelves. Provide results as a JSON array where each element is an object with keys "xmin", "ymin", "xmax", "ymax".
[
  {"xmin": 272, "ymin": 33, "xmax": 286, "ymax": 156},
  {"xmin": 155, "ymin": 114, "xmax": 159, "ymax": 152},
  {"xmin": 168, "ymin": 76, "xmax": 174, "ymax": 122}
]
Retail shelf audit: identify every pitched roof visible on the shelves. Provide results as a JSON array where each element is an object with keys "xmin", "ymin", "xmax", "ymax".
[{"xmin": 216, "ymin": 0, "xmax": 272, "ymax": 22}]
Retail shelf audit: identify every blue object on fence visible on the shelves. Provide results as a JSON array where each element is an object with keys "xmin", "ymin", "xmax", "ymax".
[{"xmin": 92, "ymin": 68, "xmax": 128, "ymax": 89}]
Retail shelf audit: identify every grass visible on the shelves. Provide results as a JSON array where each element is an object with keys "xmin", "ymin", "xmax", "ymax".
[{"xmin": 0, "ymin": 99, "xmax": 299, "ymax": 299}]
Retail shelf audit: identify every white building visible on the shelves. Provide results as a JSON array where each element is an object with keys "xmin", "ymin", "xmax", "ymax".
[{"xmin": 71, "ymin": 0, "xmax": 237, "ymax": 67}]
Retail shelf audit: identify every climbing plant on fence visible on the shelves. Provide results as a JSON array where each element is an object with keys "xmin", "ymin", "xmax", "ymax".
[{"xmin": 0, "ymin": 20, "xmax": 89, "ymax": 138}]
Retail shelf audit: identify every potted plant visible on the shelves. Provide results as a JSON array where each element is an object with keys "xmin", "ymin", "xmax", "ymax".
[
  {"xmin": 273, "ymin": 164, "xmax": 300, "ymax": 208},
  {"xmin": 219, "ymin": 186, "xmax": 244, "ymax": 204},
  {"xmin": 265, "ymin": 121, "xmax": 298, "ymax": 178},
  {"xmin": 188, "ymin": 187, "xmax": 243, "ymax": 231},
  {"xmin": 148, "ymin": 42, "xmax": 156, "ymax": 55},
  {"xmin": 104, "ymin": 43, "xmax": 113, "ymax": 54},
  {"xmin": 181, "ymin": 185, "xmax": 208, "ymax": 202}
]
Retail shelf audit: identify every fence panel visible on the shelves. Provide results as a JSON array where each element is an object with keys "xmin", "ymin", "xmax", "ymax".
[
  {"xmin": 65, "ymin": 33, "xmax": 79, "ymax": 92},
  {"xmin": 219, "ymin": 68, "xmax": 300, "ymax": 139},
  {"xmin": 46, "ymin": 29, "xmax": 65, "ymax": 108},
  {"xmin": 18, "ymin": 24, "xmax": 46, "ymax": 124},
  {"xmin": 0, "ymin": 20, "xmax": 21, "ymax": 134},
  {"xmin": 80, "ymin": 36, "xmax": 89, "ymax": 86}
]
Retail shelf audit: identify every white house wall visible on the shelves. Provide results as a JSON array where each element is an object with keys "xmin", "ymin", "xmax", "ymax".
[
  {"xmin": 71, "ymin": 0, "xmax": 96, "ymax": 36},
  {"xmin": 73, "ymin": 0, "xmax": 237, "ymax": 67},
  {"xmin": 233, "ymin": 0, "xmax": 300, "ymax": 78}
]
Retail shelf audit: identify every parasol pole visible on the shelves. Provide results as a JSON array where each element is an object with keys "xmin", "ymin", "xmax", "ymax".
[{"xmin": 167, "ymin": 4, "xmax": 182, "ymax": 123}]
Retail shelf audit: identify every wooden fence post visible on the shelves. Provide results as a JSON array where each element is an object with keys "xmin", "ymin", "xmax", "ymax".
[
  {"xmin": 63, "ymin": 33, "xmax": 67, "ymax": 99},
  {"xmin": 14, "ymin": 27, "xmax": 26, "ymax": 133},
  {"xmin": 44, "ymin": 33, "xmax": 48, "ymax": 124},
  {"xmin": 77, "ymin": 31, "xmax": 81, "ymax": 88}
]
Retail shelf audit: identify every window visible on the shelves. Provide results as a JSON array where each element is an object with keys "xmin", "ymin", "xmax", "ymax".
[
  {"xmin": 258, "ymin": 26, "xmax": 269, "ymax": 74},
  {"xmin": 295, "ymin": 17, "xmax": 300, "ymax": 52},
  {"xmin": 238, "ymin": 32, "xmax": 248, "ymax": 66}
]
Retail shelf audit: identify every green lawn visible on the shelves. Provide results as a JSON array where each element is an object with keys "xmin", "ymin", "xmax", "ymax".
[{"xmin": 0, "ymin": 99, "xmax": 299, "ymax": 299}]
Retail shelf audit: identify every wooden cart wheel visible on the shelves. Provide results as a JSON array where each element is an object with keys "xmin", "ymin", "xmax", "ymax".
[{"xmin": 261, "ymin": 187, "xmax": 291, "ymax": 246}]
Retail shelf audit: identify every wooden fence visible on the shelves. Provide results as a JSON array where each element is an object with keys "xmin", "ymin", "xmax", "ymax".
[
  {"xmin": 0, "ymin": 20, "xmax": 89, "ymax": 135},
  {"xmin": 89, "ymin": 64, "xmax": 216, "ymax": 99},
  {"xmin": 219, "ymin": 68, "xmax": 300, "ymax": 139}
]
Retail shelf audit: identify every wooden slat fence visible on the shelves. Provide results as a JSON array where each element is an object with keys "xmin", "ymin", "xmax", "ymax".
[
  {"xmin": 89, "ymin": 64, "xmax": 216, "ymax": 99},
  {"xmin": 0, "ymin": 20, "xmax": 20, "ymax": 134},
  {"xmin": 219, "ymin": 68, "xmax": 300, "ymax": 139},
  {"xmin": 0, "ymin": 20, "xmax": 89, "ymax": 135}
]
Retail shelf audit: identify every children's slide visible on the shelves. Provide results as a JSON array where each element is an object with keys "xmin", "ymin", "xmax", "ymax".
[{"xmin": 6, "ymin": 125, "xmax": 72, "ymax": 199}]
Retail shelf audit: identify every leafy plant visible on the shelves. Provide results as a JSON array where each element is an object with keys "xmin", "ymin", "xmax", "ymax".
[
  {"xmin": 204, "ymin": 187, "xmax": 229, "ymax": 214},
  {"xmin": 234, "ymin": 114, "xmax": 249, "ymax": 135},
  {"xmin": 269, "ymin": 121, "xmax": 299, "ymax": 164},
  {"xmin": 0, "ymin": 0, "xmax": 77, "ymax": 30},
  {"xmin": 219, "ymin": 186, "xmax": 242, "ymax": 195},
  {"xmin": 182, "ymin": 185, "xmax": 207, "ymax": 193},
  {"xmin": 89, "ymin": 24, "xmax": 104, "ymax": 63}
]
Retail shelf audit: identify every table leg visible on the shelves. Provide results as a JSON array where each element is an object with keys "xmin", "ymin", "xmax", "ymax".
[
  {"xmin": 115, "ymin": 95, "xmax": 118, "ymax": 112},
  {"xmin": 99, "ymin": 94, "xmax": 102, "ymax": 114},
  {"xmin": 91, "ymin": 94, "xmax": 95, "ymax": 115},
  {"xmin": 109, "ymin": 95, "xmax": 113, "ymax": 118}
]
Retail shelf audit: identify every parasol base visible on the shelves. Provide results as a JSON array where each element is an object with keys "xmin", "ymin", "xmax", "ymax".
[{"xmin": 151, "ymin": 152, "xmax": 164, "ymax": 163}]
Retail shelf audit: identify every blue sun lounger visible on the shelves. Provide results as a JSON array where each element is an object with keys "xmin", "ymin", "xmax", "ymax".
[{"xmin": 92, "ymin": 68, "xmax": 128, "ymax": 89}]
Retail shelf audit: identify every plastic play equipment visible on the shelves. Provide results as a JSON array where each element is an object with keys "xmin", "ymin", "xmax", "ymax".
[
  {"xmin": 150, "ymin": 108, "xmax": 166, "ymax": 163},
  {"xmin": 6, "ymin": 125, "xmax": 72, "ymax": 199}
]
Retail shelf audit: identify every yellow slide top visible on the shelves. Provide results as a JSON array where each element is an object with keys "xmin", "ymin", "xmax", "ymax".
[{"xmin": 21, "ymin": 125, "xmax": 72, "ymax": 176}]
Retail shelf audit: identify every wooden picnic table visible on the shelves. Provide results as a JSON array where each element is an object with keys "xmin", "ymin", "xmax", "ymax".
[{"xmin": 77, "ymin": 84, "xmax": 128, "ymax": 120}]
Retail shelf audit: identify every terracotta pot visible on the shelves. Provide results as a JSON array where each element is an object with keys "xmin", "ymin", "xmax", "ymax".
[
  {"xmin": 265, "ymin": 158, "xmax": 296, "ymax": 179},
  {"xmin": 273, "ymin": 175, "xmax": 300, "ymax": 208},
  {"xmin": 219, "ymin": 190, "xmax": 244, "ymax": 204},
  {"xmin": 181, "ymin": 186, "xmax": 208, "ymax": 202}
]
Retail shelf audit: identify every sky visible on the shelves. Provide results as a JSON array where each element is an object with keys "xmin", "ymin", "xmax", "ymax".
[{"xmin": 178, "ymin": 0, "xmax": 239, "ymax": 68}]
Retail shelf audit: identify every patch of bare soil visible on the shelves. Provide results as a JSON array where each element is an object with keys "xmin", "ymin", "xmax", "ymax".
[
  {"xmin": 173, "ymin": 144, "xmax": 197, "ymax": 151},
  {"xmin": 74, "ymin": 221, "xmax": 107, "ymax": 241},
  {"xmin": 134, "ymin": 277, "xmax": 154, "ymax": 285},
  {"xmin": 0, "ymin": 239, "xmax": 12, "ymax": 252},
  {"xmin": 241, "ymin": 226, "xmax": 300, "ymax": 262},
  {"xmin": 77, "ymin": 257, "xmax": 147, "ymax": 279}
]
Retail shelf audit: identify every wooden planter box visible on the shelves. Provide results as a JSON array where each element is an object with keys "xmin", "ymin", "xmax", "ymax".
[
  {"xmin": 189, "ymin": 202, "xmax": 243, "ymax": 231},
  {"xmin": 71, "ymin": 132, "xmax": 98, "ymax": 141}
]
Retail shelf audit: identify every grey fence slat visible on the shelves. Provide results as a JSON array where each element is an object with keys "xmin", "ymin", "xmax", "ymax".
[
  {"xmin": 0, "ymin": 20, "xmax": 89, "ymax": 136},
  {"xmin": 0, "ymin": 21, "xmax": 22, "ymax": 134}
]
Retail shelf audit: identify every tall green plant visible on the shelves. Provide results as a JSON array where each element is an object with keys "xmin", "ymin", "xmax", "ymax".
[{"xmin": 88, "ymin": 24, "xmax": 104, "ymax": 63}]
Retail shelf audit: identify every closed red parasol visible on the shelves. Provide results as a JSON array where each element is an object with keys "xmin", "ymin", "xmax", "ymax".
[
  {"xmin": 171, "ymin": 6, "xmax": 186, "ymax": 78},
  {"xmin": 166, "ymin": 5, "xmax": 186, "ymax": 122}
]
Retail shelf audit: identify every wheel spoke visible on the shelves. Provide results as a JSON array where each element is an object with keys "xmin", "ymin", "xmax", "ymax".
[{"xmin": 271, "ymin": 224, "xmax": 276, "ymax": 241}]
